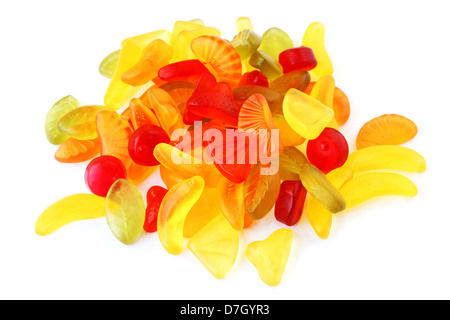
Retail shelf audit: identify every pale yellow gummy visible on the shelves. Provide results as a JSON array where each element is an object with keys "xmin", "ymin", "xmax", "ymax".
[
  {"xmin": 343, "ymin": 145, "xmax": 427, "ymax": 174},
  {"xmin": 236, "ymin": 17, "xmax": 253, "ymax": 32},
  {"xmin": 310, "ymin": 75, "xmax": 339, "ymax": 129},
  {"xmin": 259, "ymin": 27, "xmax": 294, "ymax": 62},
  {"xmin": 35, "ymin": 194, "xmax": 106, "ymax": 236},
  {"xmin": 302, "ymin": 22, "xmax": 333, "ymax": 80},
  {"xmin": 283, "ymin": 88, "xmax": 334, "ymax": 141}
]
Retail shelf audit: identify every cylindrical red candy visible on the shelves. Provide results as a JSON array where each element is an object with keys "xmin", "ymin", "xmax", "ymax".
[
  {"xmin": 279, "ymin": 46, "xmax": 317, "ymax": 73},
  {"xmin": 128, "ymin": 125, "xmax": 170, "ymax": 166},
  {"xmin": 84, "ymin": 155, "xmax": 127, "ymax": 197},
  {"xmin": 306, "ymin": 127, "xmax": 349, "ymax": 173},
  {"xmin": 274, "ymin": 180, "xmax": 307, "ymax": 226}
]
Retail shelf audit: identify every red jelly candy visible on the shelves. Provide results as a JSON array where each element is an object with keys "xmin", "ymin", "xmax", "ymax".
[
  {"xmin": 274, "ymin": 180, "xmax": 307, "ymax": 226},
  {"xmin": 279, "ymin": 46, "xmax": 317, "ymax": 73},
  {"xmin": 238, "ymin": 70, "xmax": 269, "ymax": 87},
  {"xmin": 84, "ymin": 155, "xmax": 127, "ymax": 197},
  {"xmin": 144, "ymin": 185, "xmax": 168, "ymax": 233},
  {"xmin": 306, "ymin": 127, "xmax": 349, "ymax": 173},
  {"xmin": 183, "ymin": 72, "xmax": 217, "ymax": 125},
  {"xmin": 128, "ymin": 125, "xmax": 170, "ymax": 166},
  {"xmin": 158, "ymin": 59, "xmax": 210, "ymax": 84}
]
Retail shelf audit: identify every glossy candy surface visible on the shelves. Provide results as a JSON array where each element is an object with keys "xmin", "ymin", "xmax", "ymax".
[
  {"xmin": 258, "ymin": 27, "xmax": 294, "ymax": 62},
  {"xmin": 54, "ymin": 138, "xmax": 100, "ymax": 163},
  {"xmin": 302, "ymin": 22, "xmax": 333, "ymax": 79},
  {"xmin": 230, "ymin": 29, "xmax": 261, "ymax": 61},
  {"xmin": 106, "ymin": 179, "xmax": 146, "ymax": 245},
  {"xmin": 216, "ymin": 176, "xmax": 245, "ymax": 230},
  {"xmin": 275, "ymin": 180, "xmax": 307, "ymax": 226},
  {"xmin": 45, "ymin": 95, "xmax": 80, "ymax": 145},
  {"xmin": 144, "ymin": 186, "xmax": 168, "ymax": 233},
  {"xmin": 279, "ymin": 46, "xmax": 317, "ymax": 73},
  {"xmin": 128, "ymin": 125, "xmax": 170, "ymax": 166},
  {"xmin": 58, "ymin": 105, "xmax": 106, "ymax": 140},
  {"xmin": 238, "ymin": 70, "xmax": 269, "ymax": 87},
  {"xmin": 85, "ymin": 155, "xmax": 127, "ymax": 197},
  {"xmin": 99, "ymin": 49, "xmax": 121, "ymax": 79},
  {"xmin": 246, "ymin": 228, "xmax": 293, "ymax": 286},
  {"xmin": 249, "ymin": 50, "xmax": 283, "ymax": 81}
]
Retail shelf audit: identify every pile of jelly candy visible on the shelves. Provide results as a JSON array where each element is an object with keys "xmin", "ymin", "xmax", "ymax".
[{"xmin": 38, "ymin": 18, "xmax": 426, "ymax": 286}]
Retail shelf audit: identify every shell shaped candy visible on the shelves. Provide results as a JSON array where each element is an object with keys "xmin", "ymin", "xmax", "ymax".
[
  {"xmin": 45, "ymin": 95, "xmax": 80, "ymax": 145},
  {"xmin": 105, "ymin": 179, "xmax": 146, "ymax": 245},
  {"xmin": 191, "ymin": 35, "xmax": 242, "ymax": 88},
  {"xmin": 356, "ymin": 114, "xmax": 418, "ymax": 149}
]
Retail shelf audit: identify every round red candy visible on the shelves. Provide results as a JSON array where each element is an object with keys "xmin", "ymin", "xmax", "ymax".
[
  {"xmin": 85, "ymin": 155, "xmax": 127, "ymax": 197},
  {"xmin": 306, "ymin": 127, "xmax": 349, "ymax": 173},
  {"xmin": 279, "ymin": 46, "xmax": 317, "ymax": 73},
  {"xmin": 128, "ymin": 125, "xmax": 170, "ymax": 166}
]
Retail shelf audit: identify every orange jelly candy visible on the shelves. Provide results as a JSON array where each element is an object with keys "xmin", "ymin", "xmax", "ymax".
[
  {"xmin": 356, "ymin": 114, "xmax": 418, "ymax": 149},
  {"xmin": 54, "ymin": 138, "xmax": 100, "ymax": 163},
  {"xmin": 191, "ymin": 35, "xmax": 242, "ymax": 88}
]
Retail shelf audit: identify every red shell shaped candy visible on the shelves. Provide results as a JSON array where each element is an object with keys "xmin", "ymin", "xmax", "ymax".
[
  {"xmin": 306, "ymin": 127, "xmax": 349, "ymax": 173},
  {"xmin": 278, "ymin": 46, "xmax": 317, "ymax": 73},
  {"xmin": 84, "ymin": 155, "xmax": 127, "ymax": 197}
]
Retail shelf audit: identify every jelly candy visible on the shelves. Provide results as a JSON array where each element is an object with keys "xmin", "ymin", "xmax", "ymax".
[
  {"xmin": 299, "ymin": 162, "xmax": 346, "ymax": 214},
  {"xmin": 35, "ymin": 194, "xmax": 106, "ymax": 236},
  {"xmin": 230, "ymin": 29, "xmax": 261, "ymax": 61},
  {"xmin": 306, "ymin": 167, "xmax": 354, "ymax": 239},
  {"xmin": 105, "ymin": 179, "xmax": 146, "ymax": 245},
  {"xmin": 302, "ymin": 22, "xmax": 333, "ymax": 80},
  {"xmin": 128, "ymin": 125, "xmax": 170, "ymax": 166},
  {"xmin": 96, "ymin": 110, "xmax": 133, "ymax": 168},
  {"xmin": 216, "ymin": 176, "xmax": 245, "ymax": 230},
  {"xmin": 356, "ymin": 114, "xmax": 418, "ymax": 149},
  {"xmin": 283, "ymin": 88, "xmax": 334, "ymax": 140},
  {"xmin": 160, "ymin": 163, "xmax": 184, "ymax": 189},
  {"xmin": 244, "ymin": 164, "xmax": 281, "ymax": 220},
  {"xmin": 188, "ymin": 215, "xmax": 239, "ymax": 279},
  {"xmin": 306, "ymin": 127, "xmax": 349, "ymax": 174},
  {"xmin": 171, "ymin": 26, "xmax": 221, "ymax": 62},
  {"xmin": 146, "ymin": 87, "xmax": 184, "ymax": 136},
  {"xmin": 339, "ymin": 172, "xmax": 418, "ymax": 209},
  {"xmin": 99, "ymin": 49, "xmax": 121, "ymax": 79},
  {"xmin": 273, "ymin": 114, "xmax": 306, "ymax": 147},
  {"xmin": 246, "ymin": 228, "xmax": 293, "ymax": 286},
  {"xmin": 269, "ymin": 70, "xmax": 311, "ymax": 96},
  {"xmin": 45, "ymin": 95, "xmax": 80, "ymax": 145},
  {"xmin": 274, "ymin": 180, "xmax": 307, "ymax": 226},
  {"xmin": 158, "ymin": 59, "xmax": 211, "ymax": 84},
  {"xmin": 129, "ymin": 97, "xmax": 160, "ymax": 129},
  {"xmin": 308, "ymin": 75, "xmax": 339, "ymax": 129},
  {"xmin": 278, "ymin": 46, "xmax": 317, "ymax": 73},
  {"xmin": 238, "ymin": 70, "xmax": 269, "ymax": 87},
  {"xmin": 104, "ymin": 29, "xmax": 171, "ymax": 110},
  {"xmin": 153, "ymin": 143, "xmax": 220, "ymax": 188},
  {"xmin": 144, "ymin": 185, "xmax": 168, "ymax": 233},
  {"xmin": 57, "ymin": 105, "xmax": 106, "ymax": 140},
  {"xmin": 183, "ymin": 187, "xmax": 222, "ymax": 238},
  {"xmin": 278, "ymin": 146, "xmax": 308, "ymax": 181},
  {"xmin": 126, "ymin": 161, "xmax": 158, "ymax": 186},
  {"xmin": 258, "ymin": 27, "xmax": 294, "ymax": 62},
  {"xmin": 343, "ymin": 145, "xmax": 426, "ymax": 174},
  {"xmin": 249, "ymin": 50, "xmax": 283, "ymax": 81},
  {"xmin": 54, "ymin": 137, "xmax": 100, "ymax": 163},
  {"xmin": 84, "ymin": 155, "xmax": 127, "ymax": 197},
  {"xmin": 191, "ymin": 35, "xmax": 242, "ymax": 88},
  {"xmin": 121, "ymin": 39, "xmax": 173, "ymax": 86},
  {"xmin": 236, "ymin": 17, "xmax": 254, "ymax": 32},
  {"xmin": 233, "ymin": 85, "xmax": 283, "ymax": 115},
  {"xmin": 157, "ymin": 176, "xmax": 205, "ymax": 255}
]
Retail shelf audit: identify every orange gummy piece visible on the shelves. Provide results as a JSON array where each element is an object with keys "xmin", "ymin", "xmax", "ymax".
[
  {"xmin": 129, "ymin": 97, "xmax": 160, "ymax": 129},
  {"xmin": 356, "ymin": 114, "xmax": 418, "ymax": 149},
  {"xmin": 191, "ymin": 35, "xmax": 242, "ymax": 88},
  {"xmin": 96, "ymin": 110, "xmax": 134, "ymax": 168},
  {"xmin": 54, "ymin": 138, "xmax": 100, "ymax": 163}
]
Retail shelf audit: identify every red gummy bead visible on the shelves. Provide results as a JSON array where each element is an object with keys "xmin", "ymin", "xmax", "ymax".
[
  {"xmin": 274, "ymin": 180, "xmax": 307, "ymax": 226},
  {"xmin": 238, "ymin": 70, "xmax": 269, "ymax": 87},
  {"xmin": 128, "ymin": 125, "xmax": 170, "ymax": 166},
  {"xmin": 306, "ymin": 127, "xmax": 349, "ymax": 173},
  {"xmin": 85, "ymin": 155, "xmax": 127, "ymax": 197},
  {"xmin": 144, "ymin": 185, "xmax": 168, "ymax": 233},
  {"xmin": 279, "ymin": 46, "xmax": 317, "ymax": 73},
  {"xmin": 158, "ymin": 59, "xmax": 210, "ymax": 83}
]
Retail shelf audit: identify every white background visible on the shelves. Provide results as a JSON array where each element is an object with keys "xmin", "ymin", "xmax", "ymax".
[{"xmin": 0, "ymin": 0, "xmax": 448, "ymax": 300}]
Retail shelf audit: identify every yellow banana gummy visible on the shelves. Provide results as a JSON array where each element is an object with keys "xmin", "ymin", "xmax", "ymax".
[
  {"xmin": 302, "ymin": 22, "xmax": 333, "ymax": 80},
  {"xmin": 36, "ymin": 194, "xmax": 106, "ymax": 236}
]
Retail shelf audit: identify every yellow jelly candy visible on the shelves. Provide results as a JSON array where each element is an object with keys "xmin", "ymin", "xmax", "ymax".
[
  {"xmin": 158, "ymin": 176, "xmax": 205, "ymax": 255},
  {"xmin": 230, "ymin": 29, "xmax": 261, "ymax": 61},
  {"xmin": 340, "ymin": 172, "xmax": 418, "ymax": 209},
  {"xmin": 283, "ymin": 88, "xmax": 334, "ymax": 140},
  {"xmin": 35, "ymin": 194, "xmax": 106, "ymax": 236},
  {"xmin": 217, "ymin": 176, "xmax": 245, "ymax": 230},
  {"xmin": 188, "ymin": 215, "xmax": 239, "ymax": 280},
  {"xmin": 183, "ymin": 187, "xmax": 222, "ymax": 238},
  {"xmin": 99, "ymin": 49, "xmax": 121, "ymax": 79},
  {"xmin": 160, "ymin": 163, "xmax": 184, "ymax": 189},
  {"xmin": 302, "ymin": 22, "xmax": 333, "ymax": 80},
  {"xmin": 147, "ymin": 87, "xmax": 184, "ymax": 136},
  {"xmin": 259, "ymin": 27, "xmax": 294, "ymax": 62},
  {"xmin": 246, "ymin": 228, "xmax": 294, "ymax": 286},
  {"xmin": 171, "ymin": 26, "xmax": 221, "ymax": 62},
  {"xmin": 309, "ymin": 75, "xmax": 339, "ymax": 129},
  {"xmin": 104, "ymin": 29, "xmax": 171, "ymax": 110},
  {"xmin": 153, "ymin": 143, "xmax": 221, "ymax": 188},
  {"xmin": 105, "ymin": 179, "xmax": 146, "ymax": 245},
  {"xmin": 343, "ymin": 145, "xmax": 426, "ymax": 174},
  {"xmin": 57, "ymin": 105, "xmax": 107, "ymax": 140},
  {"xmin": 45, "ymin": 95, "xmax": 80, "ymax": 145},
  {"xmin": 249, "ymin": 49, "xmax": 283, "ymax": 81},
  {"xmin": 306, "ymin": 167, "xmax": 354, "ymax": 239},
  {"xmin": 273, "ymin": 114, "xmax": 306, "ymax": 147},
  {"xmin": 236, "ymin": 17, "xmax": 253, "ymax": 32},
  {"xmin": 300, "ymin": 163, "xmax": 346, "ymax": 213}
]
